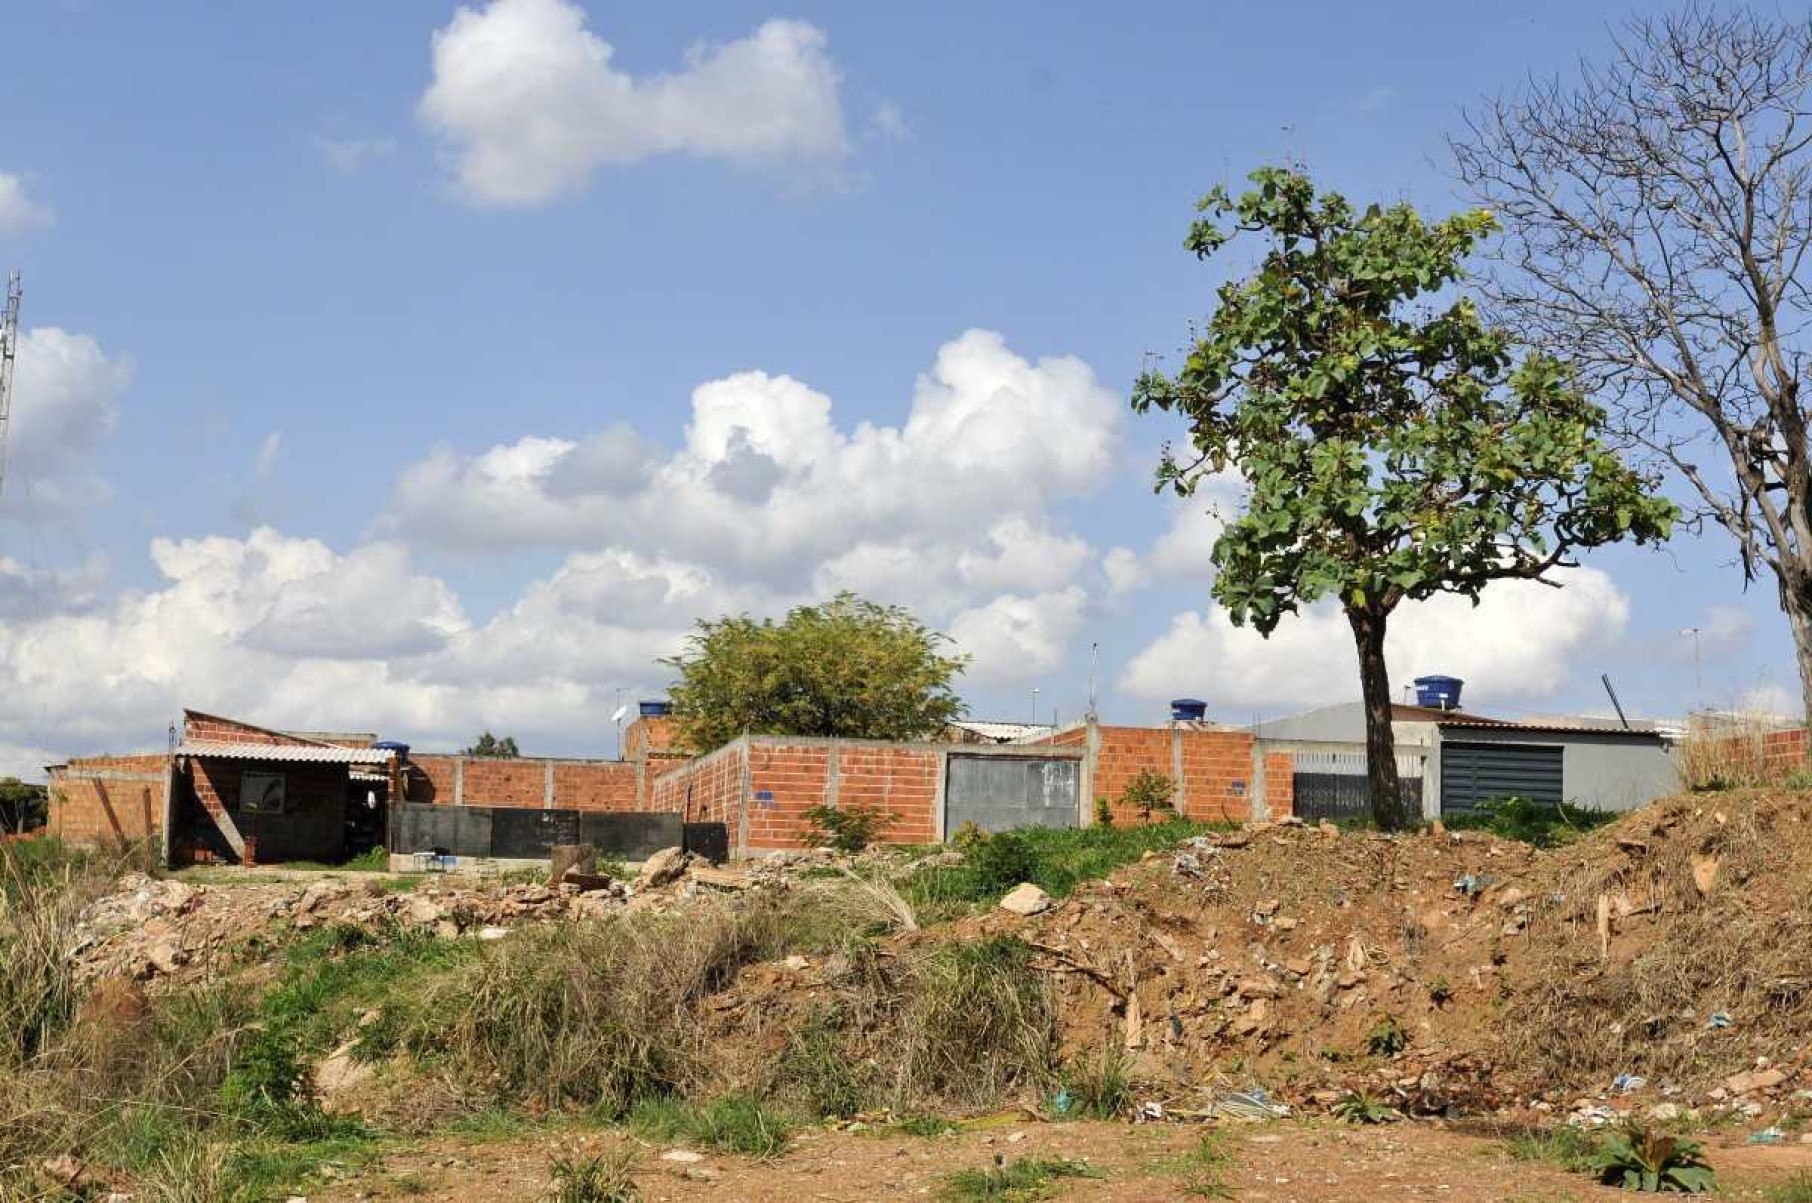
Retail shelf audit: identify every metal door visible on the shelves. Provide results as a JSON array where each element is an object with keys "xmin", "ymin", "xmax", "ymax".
[
  {"xmin": 1439, "ymin": 741, "xmax": 1563, "ymax": 814},
  {"xmin": 944, "ymin": 755, "xmax": 1079, "ymax": 836}
]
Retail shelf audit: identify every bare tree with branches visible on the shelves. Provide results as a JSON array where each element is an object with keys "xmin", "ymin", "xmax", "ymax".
[{"xmin": 1453, "ymin": 7, "xmax": 1812, "ymax": 719}]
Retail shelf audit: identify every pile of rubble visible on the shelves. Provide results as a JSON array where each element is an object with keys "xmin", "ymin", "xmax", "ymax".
[
  {"xmin": 65, "ymin": 845, "xmax": 835, "ymax": 987},
  {"xmin": 978, "ymin": 799, "xmax": 1812, "ymax": 1127}
]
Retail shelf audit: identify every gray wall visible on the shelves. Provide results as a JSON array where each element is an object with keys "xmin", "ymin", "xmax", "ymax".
[{"xmin": 1427, "ymin": 726, "xmax": 1676, "ymax": 815}]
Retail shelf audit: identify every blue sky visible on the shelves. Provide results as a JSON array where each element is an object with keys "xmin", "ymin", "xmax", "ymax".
[{"xmin": 0, "ymin": 0, "xmax": 1789, "ymax": 771}]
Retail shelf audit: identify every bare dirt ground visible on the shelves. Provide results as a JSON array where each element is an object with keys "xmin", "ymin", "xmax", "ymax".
[{"xmin": 313, "ymin": 1119, "xmax": 1812, "ymax": 1202}]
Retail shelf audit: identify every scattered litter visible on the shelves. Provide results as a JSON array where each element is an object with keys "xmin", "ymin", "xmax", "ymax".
[
  {"xmin": 1568, "ymin": 1104, "xmax": 1619, "ymax": 1128},
  {"xmin": 1612, "ymin": 1074, "xmax": 1646, "ymax": 1095},
  {"xmin": 660, "ymin": 1149, "xmax": 705, "ymax": 1164},
  {"xmin": 1136, "ymin": 1102, "xmax": 1165, "ymax": 1122},
  {"xmin": 1452, "ymin": 873, "xmax": 1493, "ymax": 898},
  {"xmin": 1707, "ymin": 1011, "xmax": 1734, "ymax": 1030},
  {"xmin": 1749, "ymin": 1127, "xmax": 1787, "ymax": 1145},
  {"xmin": 1049, "ymin": 1088, "xmax": 1075, "ymax": 1117},
  {"xmin": 1203, "ymin": 1089, "xmax": 1291, "ymax": 1121}
]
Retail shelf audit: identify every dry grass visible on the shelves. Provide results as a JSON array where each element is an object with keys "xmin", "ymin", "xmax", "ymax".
[
  {"xmin": 393, "ymin": 882, "xmax": 913, "ymax": 1113},
  {"xmin": 1497, "ymin": 791, "xmax": 1812, "ymax": 1089},
  {"xmin": 1676, "ymin": 712, "xmax": 1806, "ymax": 791}
]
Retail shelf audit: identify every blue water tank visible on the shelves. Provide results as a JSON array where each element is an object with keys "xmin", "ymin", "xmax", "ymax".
[
  {"xmin": 372, "ymin": 740, "xmax": 410, "ymax": 760},
  {"xmin": 1170, "ymin": 698, "xmax": 1208, "ymax": 722},
  {"xmin": 1413, "ymin": 676, "xmax": 1464, "ymax": 710},
  {"xmin": 639, "ymin": 700, "xmax": 673, "ymax": 717}
]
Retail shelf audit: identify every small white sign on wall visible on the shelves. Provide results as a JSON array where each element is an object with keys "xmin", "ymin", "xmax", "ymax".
[{"xmin": 241, "ymin": 771, "xmax": 287, "ymax": 815}]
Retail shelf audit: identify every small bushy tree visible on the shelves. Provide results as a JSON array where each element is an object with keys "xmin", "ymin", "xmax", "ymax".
[
  {"xmin": 664, "ymin": 593, "xmax": 968, "ymax": 752},
  {"xmin": 462, "ymin": 732, "xmax": 520, "ymax": 759}
]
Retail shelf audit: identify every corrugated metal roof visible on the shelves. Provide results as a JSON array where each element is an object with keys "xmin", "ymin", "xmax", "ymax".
[{"xmin": 175, "ymin": 741, "xmax": 394, "ymax": 765}]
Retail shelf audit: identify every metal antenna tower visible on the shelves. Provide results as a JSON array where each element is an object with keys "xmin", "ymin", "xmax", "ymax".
[{"xmin": 0, "ymin": 271, "xmax": 21, "ymax": 497}]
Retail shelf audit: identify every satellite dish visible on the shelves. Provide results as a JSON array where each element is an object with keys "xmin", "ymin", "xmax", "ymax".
[{"xmin": 610, "ymin": 705, "xmax": 629, "ymax": 723}]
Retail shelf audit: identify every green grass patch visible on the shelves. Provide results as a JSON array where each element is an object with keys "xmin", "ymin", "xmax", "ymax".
[
  {"xmin": 1504, "ymin": 1124, "xmax": 1599, "ymax": 1173},
  {"xmin": 1439, "ymin": 797, "xmax": 1617, "ymax": 848},
  {"xmin": 1767, "ymin": 1172, "xmax": 1812, "ymax": 1203},
  {"xmin": 940, "ymin": 1156, "xmax": 1103, "ymax": 1201},
  {"xmin": 1161, "ymin": 1132, "xmax": 1234, "ymax": 1199},
  {"xmin": 904, "ymin": 818, "xmax": 1223, "ymax": 909},
  {"xmin": 628, "ymin": 1094, "xmax": 791, "ymax": 1158}
]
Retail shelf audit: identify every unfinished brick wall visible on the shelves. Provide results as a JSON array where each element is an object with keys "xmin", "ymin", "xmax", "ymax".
[
  {"xmin": 48, "ymin": 755, "xmax": 169, "ymax": 846},
  {"xmin": 404, "ymin": 754, "xmax": 638, "ymax": 812},
  {"xmin": 1079, "ymin": 724, "xmax": 1289, "ymax": 825},
  {"xmin": 183, "ymin": 711, "xmax": 320, "ymax": 748},
  {"xmin": 832, "ymin": 745, "xmax": 941, "ymax": 845},
  {"xmin": 745, "ymin": 743, "xmax": 832, "ymax": 850},
  {"xmin": 1262, "ymin": 751, "xmax": 1294, "ymax": 821},
  {"xmin": 649, "ymin": 740, "xmax": 747, "ymax": 828}
]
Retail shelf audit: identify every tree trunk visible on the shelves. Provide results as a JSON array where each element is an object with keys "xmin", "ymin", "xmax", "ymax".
[
  {"xmin": 1784, "ymin": 568, "xmax": 1812, "ymax": 732},
  {"xmin": 1348, "ymin": 606, "xmax": 1408, "ymax": 831}
]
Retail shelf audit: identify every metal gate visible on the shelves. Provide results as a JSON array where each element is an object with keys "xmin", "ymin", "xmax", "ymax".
[
  {"xmin": 1439, "ymin": 741, "xmax": 1563, "ymax": 814},
  {"xmin": 1291, "ymin": 750, "xmax": 1423, "ymax": 824},
  {"xmin": 943, "ymin": 755, "xmax": 1079, "ymax": 836}
]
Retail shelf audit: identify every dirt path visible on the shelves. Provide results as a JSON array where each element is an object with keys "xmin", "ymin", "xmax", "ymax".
[{"xmin": 312, "ymin": 1119, "xmax": 1812, "ymax": 1202}]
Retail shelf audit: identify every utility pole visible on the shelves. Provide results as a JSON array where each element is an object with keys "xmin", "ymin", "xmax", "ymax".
[
  {"xmin": 0, "ymin": 271, "xmax": 21, "ymax": 498},
  {"xmin": 1680, "ymin": 627, "xmax": 1702, "ymax": 699}
]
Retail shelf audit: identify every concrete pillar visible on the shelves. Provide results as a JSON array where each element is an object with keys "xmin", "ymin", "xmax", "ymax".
[
  {"xmin": 543, "ymin": 760, "xmax": 555, "ymax": 811},
  {"xmin": 453, "ymin": 758, "xmax": 464, "ymax": 806}
]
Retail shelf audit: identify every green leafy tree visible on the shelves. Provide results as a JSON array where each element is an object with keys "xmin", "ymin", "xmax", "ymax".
[
  {"xmin": 0, "ymin": 777, "xmax": 47, "ymax": 833},
  {"xmin": 1133, "ymin": 168, "xmax": 1676, "ymax": 829},
  {"xmin": 462, "ymin": 731, "xmax": 520, "ymax": 759},
  {"xmin": 663, "ymin": 592, "xmax": 968, "ymax": 751}
]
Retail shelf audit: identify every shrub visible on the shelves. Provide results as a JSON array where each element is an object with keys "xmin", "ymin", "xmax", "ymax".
[
  {"xmin": 1330, "ymin": 1091, "xmax": 1400, "ymax": 1124},
  {"xmin": 546, "ymin": 1145, "xmax": 640, "ymax": 1203},
  {"xmin": 1092, "ymin": 797, "xmax": 1113, "ymax": 828},
  {"xmin": 1365, "ymin": 1015, "xmax": 1409, "ymax": 1058},
  {"xmin": 965, "ymin": 832, "xmax": 1038, "ymax": 895},
  {"xmin": 1442, "ymin": 796, "xmax": 1615, "ymax": 848},
  {"xmin": 1593, "ymin": 1126, "xmax": 1716, "ymax": 1193},
  {"xmin": 1055, "ymin": 1043, "xmax": 1131, "ymax": 1119},
  {"xmin": 1119, "ymin": 769, "xmax": 1177, "ymax": 824},
  {"xmin": 802, "ymin": 803, "xmax": 894, "ymax": 853}
]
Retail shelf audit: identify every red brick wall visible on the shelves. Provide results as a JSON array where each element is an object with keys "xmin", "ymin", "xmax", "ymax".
[
  {"xmin": 182, "ymin": 711, "xmax": 320, "ymax": 747},
  {"xmin": 833, "ymin": 745, "xmax": 941, "ymax": 844},
  {"xmin": 1263, "ymin": 751, "xmax": 1295, "ymax": 820},
  {"xmin": 48, "ymin": 755, "xmax": 168, "ymax": 845},
  {"xmin": 408, "ymin": 755, "xmax": 458, "ymax": 804},
  {"xmin": 649, "ymin": 740, "xmax": 747, "ymax": 828},
  {"xmin": 1086, "ymin": 724, "xmax": 1286, "ymax": 825},
  {"xmin": 404, "ymin": 754, "xmax": 638, "ymax": 812},
  {"xmin": 745, "ymin": 743, "xmax": 831, "ymax": 850}
]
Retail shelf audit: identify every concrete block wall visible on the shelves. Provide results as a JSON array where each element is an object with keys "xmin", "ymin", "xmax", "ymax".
[{"xmin": 48, "ymin": 755, "xmax": 169, "ymax": 845}]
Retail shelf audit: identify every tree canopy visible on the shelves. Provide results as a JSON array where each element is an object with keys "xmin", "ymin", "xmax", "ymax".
[
  {"xmin": 663, "ymin": 592, "xmax": 968, "ymax": 752},
  {"xmin": 461, "ymin": 732, "xmax": 520, "ymax": 759},
  {"xmin": 0, "ymin": 777, "xmax": 47, "ymax": 833},
  {"xmin": 1134, "ymin": 167, "xmax": 1676, "ymax": 827}
]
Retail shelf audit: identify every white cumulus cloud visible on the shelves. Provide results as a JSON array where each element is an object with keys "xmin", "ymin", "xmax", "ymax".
[
  {"xmin": 1119, "ymin": 568, "xmax": 1632, "ymax": 714},
  {"xmin": 419, "ymin": 0, "xmax": 847, "ymax": 206},
  {"xmin": 0, "ymin": 328, "xmax": 132, "ymax": 516},
  {"xmin": 0, "ymin": 174, "xmax": 50, "ymax": 232}
]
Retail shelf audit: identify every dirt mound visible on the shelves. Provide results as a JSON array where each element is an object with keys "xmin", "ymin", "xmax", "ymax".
[
  {"xmin": 710, "ymin": 794, "xmax": 1812, "ymax": 1124},
  {"xmin": 1009, "ymin": 795, "xmax": 1812, "ymax": 1118}
]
